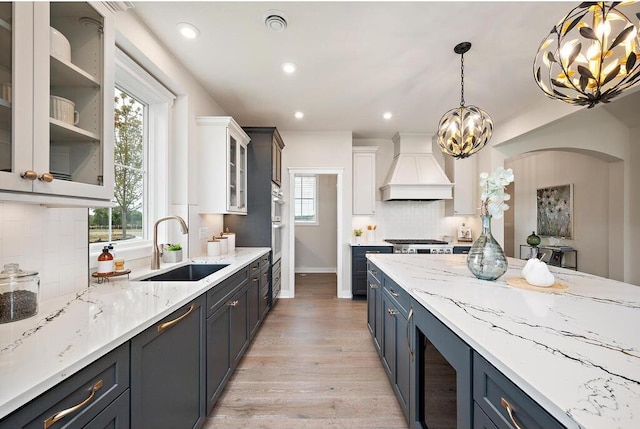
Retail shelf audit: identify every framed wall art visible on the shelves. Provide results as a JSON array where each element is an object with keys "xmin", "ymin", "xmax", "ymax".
[{"xmin": 536, "ymin": 184, "xmax": 573, "ymax": 239}]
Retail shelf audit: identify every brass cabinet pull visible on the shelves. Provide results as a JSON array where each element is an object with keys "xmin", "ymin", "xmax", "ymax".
[
  {"xmin": 228, "ymin": 300, "xmax": 239, "ymax": 307},
  {"xmin": 43, "ymin": 379, "xmax": 104, "ymax": 429},
  {"xmin": 406, "ymin": 307, "xmax": 414, "ymax": 361},
  {"xmin": 39, "ymin": 172, "xmax": 54, "ymax": 182},
  {"xmin": 21, "ymin": 170, "xmax": 38, "ymax": 181},
  {"xmin": 501, "ymin": 398, "xmax": 524, "ymax": 429},
  {"xmin": 251, "ymin": 265, "xmax": 259, "ymax": 271},
  {"xmin": 263, "ymin": 272, "xmax": 268, "ymax": 276},
  {"xmin": 389, "ymin": 289, "xmax": 399, "ymax": 297},
  {"xmin": 365, "ymin": 251, "xmax": 380, "ymax": 254},
  {"xmin": 369, "ymin": 283, "xmax": 378, "ymax": 289},
  {"xmin": 157, "ymin": 304, "xmax": 194, "ymax": 333},
  {"xmin": 371, "ymin": 270, "xmax": 379, "ymax": 275},
  {"xmin": 387, "ymin": 308, "xmax": 397, "ymax": 316},
  {"xmin": 252, "ymin": 278, "xmax": 259, "ymax": 283}
]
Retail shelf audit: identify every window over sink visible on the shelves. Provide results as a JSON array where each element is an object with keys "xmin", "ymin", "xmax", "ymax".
[{"xmin": 88, "ymin": 49, "xmax": 174, "ymax": 259}]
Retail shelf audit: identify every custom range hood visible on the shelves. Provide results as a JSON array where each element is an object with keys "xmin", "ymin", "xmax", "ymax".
[{"xmin": 380, "ymin": 133, "xmax": 453, "ymax": 201}]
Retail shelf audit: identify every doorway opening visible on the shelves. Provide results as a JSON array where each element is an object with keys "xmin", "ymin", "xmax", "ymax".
[{"xmin": 288, "ymin": 168, "xmax": 343, "ymax": 298}]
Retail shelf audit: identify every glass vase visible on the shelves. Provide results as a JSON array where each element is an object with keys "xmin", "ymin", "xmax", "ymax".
[{"xmin": 466, "ymin": 215, "xmax": 508, "ymax": 281}]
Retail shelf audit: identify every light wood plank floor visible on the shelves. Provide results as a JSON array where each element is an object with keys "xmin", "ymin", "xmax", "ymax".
[{"xmin": 203, "ymin": 273, "xmax": 408, "ymax": 429}]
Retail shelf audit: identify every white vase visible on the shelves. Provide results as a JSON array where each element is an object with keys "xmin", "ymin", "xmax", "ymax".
[
  {"xmin": 355, "ymin": 236, "xmax": 363, "ymax": 244},
  {"xmin": 366, "ymin": 230, "xmax": 376, "ymax": 242}
]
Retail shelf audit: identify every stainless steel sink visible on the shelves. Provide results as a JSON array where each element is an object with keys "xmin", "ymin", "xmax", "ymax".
[{"xmin": 140, "ymin": 264, "xmax": 229, "ymax": 282}]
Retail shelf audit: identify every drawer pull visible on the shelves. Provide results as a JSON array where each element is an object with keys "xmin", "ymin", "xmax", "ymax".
[
  {"xmin": 252, "ymin": 278, "xmax": 259, "ymax": 283},
  {"xmin": 389, "ymin": 289, "xmax": 399, "ymax": 297},
  {"xmin": 387, "ymin": 308, "xmax": 397, "ymax": 316},
  {"xmin": 229, "ymin": 300, "xmax": 240, "ymax": 307},
  {"xmin": 43, "ymin": 379, "xmax": 104, "ymax": 429},
  {"xmin": 406, "ymin": 307, "xmax": 414, "ymax": 361},
  {"xmin": 369, "ymin": 283, "xmax": 378, "ymax": 289},
  {"xmin": 158, "ymin": 304, "xmax": 194, "ymax": 333},
  {"xmin": 371, "ymin": 270, "xmax": 379, "ymax": 275},
  {"xmin": 252, "ymin": 266, "xmax": 259, "ymax": 271},
  {"xmin": 501, "ymin": 397, "xmax": 524, "ymax": 429},
  {"xmin": 365, "ymin": 251, "xmax": 380, "ymax": 254}
]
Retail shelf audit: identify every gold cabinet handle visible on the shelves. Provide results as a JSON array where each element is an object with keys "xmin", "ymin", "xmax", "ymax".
[
  {"xmin": 371, "ymin": 270, "xmax": 379, "ymax": 275},
  {"xmin": 21, "ymin": 170, "xmax": 38, "ymax": 181},
  {"xmin": 228, "ymin": 300, "xmax": 239, "ymax": 307},
  {"xmin": 389, "ymin": 289, "xmax": 399, "ymax": 297},
  {"xmin": 43, "ymin": 379, "xmax": 104, "ymax": 429},
  {"xmin": 369, "ymin": 283, "xmax": 378, "ymax": 289},
  {"xmin": 157, "ymin": 304, "xmax": 194, "ymax": 333},
  {"xmin": 387, "ymin": 308, "xmax": 397, "ymax": 316},
  {"xmin": 406, "ymin": 307, "xmax": 414, "ymax": 361},
  {"xmin": 501, "ymin": 397, "xmax": 524, "ymax": 429},
  {"xmin": 252, "ymin": 278, "xmax": 259, "ymax": 283},
  {"xmin": 39, "ymin": 173, "xmax": 54, "ymax": 182},
  {"xmin": 251, "ymin": 265, "xmax": 259, "ymax": 271},
  {"xmin": 365, "ymin": 251, "xmax": 380, "ymax": 254}
]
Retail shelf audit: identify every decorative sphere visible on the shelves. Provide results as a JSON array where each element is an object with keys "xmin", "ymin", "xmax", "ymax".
[
  {"xmin": 527, "ymin": 231, "xmax": 541, "ymax": 247},
  {"xmin": 437, "ymin": 105, "xmax": 493, "ymax": 159}
]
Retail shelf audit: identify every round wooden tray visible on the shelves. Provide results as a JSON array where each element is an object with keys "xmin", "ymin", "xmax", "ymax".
[{"xmin": 506, "ymin": 277, "xmax": 568, "ymax": 293}]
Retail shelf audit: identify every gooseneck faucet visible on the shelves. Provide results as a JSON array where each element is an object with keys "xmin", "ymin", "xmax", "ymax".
[{"xmin": 151, "ymin": 215, "xmax": 189, "ymax": 270}]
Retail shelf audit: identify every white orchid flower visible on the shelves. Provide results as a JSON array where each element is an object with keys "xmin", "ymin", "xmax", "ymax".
[{"xmin": 478, "ymin": 167, "xmax": 514, "ymax": 217}]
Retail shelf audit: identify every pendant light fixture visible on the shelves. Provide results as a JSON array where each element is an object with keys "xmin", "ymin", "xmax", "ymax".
[
  {"xmin": 437, "ymin": 42, "xmax": 493, "ymax": 159},
  {"xmin": 534, "ymin": 2, "xmax": 640, "ymax": 108}
]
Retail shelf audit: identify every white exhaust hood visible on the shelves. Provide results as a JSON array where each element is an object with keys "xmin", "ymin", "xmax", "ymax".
[{"xmin": 380, "ymin": 133, "xmax": 453, "ymax": 201}]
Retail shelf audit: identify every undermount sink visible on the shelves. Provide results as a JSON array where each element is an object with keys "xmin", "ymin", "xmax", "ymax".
[{"xmin": 140, "ymin": 264, "xmax": 229, "ymax": 282}]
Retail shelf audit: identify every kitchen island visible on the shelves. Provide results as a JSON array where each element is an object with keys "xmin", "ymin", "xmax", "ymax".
[
  {"xmin": 367, "ymin": 253, "xmax": 640, "ymax": 429},
  {"xmin": 0, "ymin": 247, "xmax": 270, "ymax": 422}
]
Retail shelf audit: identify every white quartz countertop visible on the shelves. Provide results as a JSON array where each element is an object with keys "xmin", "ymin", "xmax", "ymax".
[
  {"xmin": 349, "ymin": 241, "xmax": 393, "ymax": 247},
  {"xmin": 0, "ymin": 247, "xmax": 270, "ymax": 419},
  {"xmin": 367, "ymin": 254, "xmax": 640, "ymax": 429}
]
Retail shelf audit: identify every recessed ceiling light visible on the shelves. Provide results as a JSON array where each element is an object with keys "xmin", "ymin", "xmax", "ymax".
[
  {"xmin": 294, "ymin": 111, "xmax": 304, "ymax": 119},
  {"xmin": 383, "ymin": 112, "xmax": 393, "ymax": 120},
  {"xmin": 282, "ymin": 62, "xmax": 296, "ymax": 74},
  {"xmin": 176, "ymin": 22, "xmax": 200, "ymax": 39}
]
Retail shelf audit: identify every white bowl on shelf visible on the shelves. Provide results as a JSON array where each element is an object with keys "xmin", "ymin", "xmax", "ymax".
[
  {"xmin": 50, "ymin": 95, "xmax": 79, "ymax": 126},
  {"xmin": 50, "ymin": 26, "xmax": 71, "ymax": 62}
]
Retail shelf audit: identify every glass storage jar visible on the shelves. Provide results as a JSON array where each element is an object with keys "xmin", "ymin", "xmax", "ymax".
[{"xmin": 0, "ymin": 264, "xmax": 40, "ymax": 324}]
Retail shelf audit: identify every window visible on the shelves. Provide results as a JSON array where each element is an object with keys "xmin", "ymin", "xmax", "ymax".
[
  {"xmin": 89, "ymin": 48, "xmax": 174, "ymax": 259},
  {"xmin": 88, "ymin": 89, "xmax": 146, "ymax": 244},
  {"xmin": 294, "ymin": 175, "xmax": 318, "ymax": 224}
]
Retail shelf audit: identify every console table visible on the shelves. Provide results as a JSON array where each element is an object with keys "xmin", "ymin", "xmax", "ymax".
[{"xmin": 519, "ymin": 245, "xmax": 577, "ymax": 270}]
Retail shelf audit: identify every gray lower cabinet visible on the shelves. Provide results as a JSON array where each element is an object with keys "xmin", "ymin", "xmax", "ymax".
[
  {"xmin": 0, "ymin": 343, "xmax": 129, "ymax": 429},
  {"xmin": 84, "ymin": 392, "xmax": 130, "ymax": 429},
  {"xmin": 381, "ymin": 277, "xmax": 411, "ymax": 421},
  {"xmin": 473, "ymin": 353, "xmax": 564, "ymax": 429},
  {"xmin": 229, "ymin": 282, "xmax": 249, "ymax": 368},
  {"xmin": 352, "ymin": 246, "xmax": 392, "ymax": 296},
  {"xmin": 367, "ymin": 261, "xmax": 384, "ymax": 355},
  {"xmin": 130, "ymin": 297, "xmax": 206, "ymax": 429}
]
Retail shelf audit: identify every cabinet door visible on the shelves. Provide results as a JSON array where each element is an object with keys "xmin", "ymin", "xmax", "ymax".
[
  {"xmin": 130, "ymin": 297, "xmax": 206, "ymax": 429},
  {"xmin": 31, "ymin": 2, "xmax": 114, "ymax": 201},
  {"xmin": 248, "ymin": 273, "xmax": 260, "ymax": 339},
  {"xmin": 381, "ymin": 291, "xmax": 410, "ymax": 420},
  {"xmin": 445, "ymin": 156, "xmax": 476, "ymax": 216},
  {"xmin": 367, "ymin": 273, "xmax": 381, "ymax": 354},
  {"xmin": 0, "ymin": 3, "xmax": 34, "ymax": 193},
  {"xmin": 352, "ymin": 149, "xmax": 377, "ymax": 215},
  {"xmin": 206, "ymin": 303, "xmax": 231, "ymax": 413},
  {"xmin": 230, "ymin": 283, "xmax": 249, "ymax": 368},
  {"xmin": 84, "ymin": 390, "xmax": 130, "ymax": 429}
]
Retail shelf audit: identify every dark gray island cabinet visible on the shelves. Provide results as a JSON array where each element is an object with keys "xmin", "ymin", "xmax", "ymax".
[
  {"xmin": 367, "ymin": 260, "xmax": 566, "ymax": 429},
  {"xmin": 0, "ymin": 254, "xmax": 270, "ymax": 429}
]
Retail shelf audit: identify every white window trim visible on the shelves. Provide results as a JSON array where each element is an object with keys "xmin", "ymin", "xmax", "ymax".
[
  {"xmin": 294, "ymin": 174, "xmax": 319, "ymax": 226},
  {"xmin": 89, "ymin": 48, "xmax": 175, "ymax": 266}
]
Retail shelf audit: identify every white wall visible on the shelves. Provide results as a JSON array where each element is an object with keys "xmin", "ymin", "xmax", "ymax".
[
  {"xmin": 280, "ymin": 131, "xmax": 352, "ymax": 298},
  {"xmin": 505, "ymin": 151, "xmax": 618, "ymax": 279},
  {"xmin": 295, "ymin": 175, "xmax": 337, "ymax": 273}
]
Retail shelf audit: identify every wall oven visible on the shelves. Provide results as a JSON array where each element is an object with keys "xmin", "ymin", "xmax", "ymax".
[{"xmin": 412, "ymin": 300, "xmax": 472, "ymax": 428}]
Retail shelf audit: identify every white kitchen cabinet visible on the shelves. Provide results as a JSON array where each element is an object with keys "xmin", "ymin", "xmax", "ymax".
[
  {"xmin": 0, "ymin": 2, "xmax": 114, "ymax": 206},
  {"xmin": 445, "ymin": 155, "xmax": 477, "ymax": 216},
  {"xmin": 197, "ymin": 116, "xmax": 250, "ymax": 214},
  {"xmin": 353, "ymin": 146, "xmax": 378, "ymax": 215}
]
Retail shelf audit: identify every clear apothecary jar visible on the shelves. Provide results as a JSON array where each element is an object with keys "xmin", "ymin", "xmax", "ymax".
[{"xmin": 0, "ymin": 263, "xmax": 40, "ymax": 324}]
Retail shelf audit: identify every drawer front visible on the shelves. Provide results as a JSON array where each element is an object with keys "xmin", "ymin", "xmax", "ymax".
[
  {"xmin": 352, "ymin": 246, "xmax": 392, "ymax": 259},
  {"xmin": 207, "ymin": 266, "xmax": 249, "ymax": 317},
  {"xmin": 1, "ymin": 344, "xmax": 129, "ymax": 429},
  {"xmin": 382, "ymin": 276, "xmax": 410, "ymax": 317},
  {"xmin": 474, "ymin": 403, "xmax": 498, "ymax": 429},
  {"xmin": 249, "ymin": 259, "xmax": 260, "ymax": 275},
  {"xmin": 367, "ymin": 261, "xmax": 383, "ymax": 283},
  {"xmin": 473, "ymin": 353, "xmax": 565, "ymax": 429},
  {"xmin": 259, "ymin": 253, "xmax": 270, "ymax": 272}
]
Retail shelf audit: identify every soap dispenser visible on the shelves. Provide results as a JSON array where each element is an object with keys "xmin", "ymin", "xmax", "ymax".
[{"xmin": 97, "ymin": 246, "xmax": 114, "ymax": 274}]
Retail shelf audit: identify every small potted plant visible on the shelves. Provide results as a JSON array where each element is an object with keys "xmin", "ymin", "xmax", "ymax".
[
  {"xmin": 162, "ymin": 243, "xmax": 183, "ymax": 263},
  {"xmin": 354, "ymin": 228, "xmax": 364, "ymax": 244}
]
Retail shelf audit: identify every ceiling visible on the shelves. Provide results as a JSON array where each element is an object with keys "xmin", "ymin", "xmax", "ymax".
[{"xmin": 132, "ymin": 1, "xmax": 640, "ymax": 139}]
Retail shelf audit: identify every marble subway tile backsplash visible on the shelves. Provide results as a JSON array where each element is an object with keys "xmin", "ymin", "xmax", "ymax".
[{"xmin": 0, "ymin": 203, "xmax": 88, "ymax": 301}]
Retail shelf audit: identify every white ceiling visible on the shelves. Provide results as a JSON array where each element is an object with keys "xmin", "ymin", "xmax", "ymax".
[{"xmin": 132, "ymin": 1, "xmax": 640, "ymax": 139}]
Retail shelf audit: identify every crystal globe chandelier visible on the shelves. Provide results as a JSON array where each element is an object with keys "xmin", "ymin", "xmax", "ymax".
[
  {"xmin": 534, "ymin": 2, "xmax": 640, "ymax": 108},
  {"xmin": 437, "ymin": 42, "xmax": 493, "ymax": 159}
]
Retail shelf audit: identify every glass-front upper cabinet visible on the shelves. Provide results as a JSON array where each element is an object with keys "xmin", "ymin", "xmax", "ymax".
[
  {"xmin": 0, "ymin": 2, "xmax": 114, "ymax": 205},
  {"xmin": 196, "ymin": 116, "xmax": 250, "ymax": 215}
]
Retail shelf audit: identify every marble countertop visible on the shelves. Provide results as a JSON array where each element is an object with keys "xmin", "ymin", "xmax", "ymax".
[
  {"xmin": 0, "ymin": 247, "xmax": 270, "ymax": 419},
  {"xmin": 349, "ymin": 241, "xmax": 393, "ymax": 247},
  {"xmin": 367, "ymin": 254, "xmax": 640, "ymax": 429}
]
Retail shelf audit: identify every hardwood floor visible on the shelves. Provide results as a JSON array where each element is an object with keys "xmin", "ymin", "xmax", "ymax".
[{"xmin": 204, "ymin": 273, "xmax": 408, "ymax": 429}]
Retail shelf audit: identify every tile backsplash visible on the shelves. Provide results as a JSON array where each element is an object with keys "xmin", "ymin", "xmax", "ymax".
[{"xmin": 0, "ymin": 203, "xmax": 88, "ymax": 301}]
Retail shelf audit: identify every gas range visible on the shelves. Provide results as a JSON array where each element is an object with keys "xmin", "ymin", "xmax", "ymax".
[{"xmin": 384, "ymin": 239, "xmax": 470, "ymax": 254}]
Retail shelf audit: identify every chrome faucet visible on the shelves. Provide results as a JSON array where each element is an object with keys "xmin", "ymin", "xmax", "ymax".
[{"xmin": 151, "ymin": 215, "xmax": 189, "ymax": 270}]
